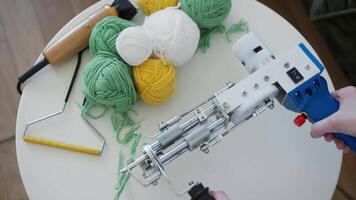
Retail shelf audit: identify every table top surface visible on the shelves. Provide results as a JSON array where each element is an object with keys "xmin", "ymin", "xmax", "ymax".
[{"xmin": 16, "ymin": 0, "xmax": 342, "ymax": 199}]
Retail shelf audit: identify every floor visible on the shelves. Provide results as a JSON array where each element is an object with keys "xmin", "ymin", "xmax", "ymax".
[{"xmin": 0, "ymin": 0, "xmax": 354, "ymax": 200}]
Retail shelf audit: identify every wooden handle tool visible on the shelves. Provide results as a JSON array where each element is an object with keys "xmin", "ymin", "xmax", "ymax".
[
  {"xmin": 17, "ymin": 0, "xmax": 137, "ymax": 94},
  {"xmin": 43, "ymin": 5, "xmax": 118, "ymax": 65}
]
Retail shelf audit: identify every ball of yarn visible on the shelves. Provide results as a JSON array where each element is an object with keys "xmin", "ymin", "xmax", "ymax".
[
  {"xmin": 143, "ymin": 7, "xmax": 200, "ymax": 67},
  {"xmin": 116, "ymin": 26, "xmax": 153, "ymax": 66},
  {"xmin": 180, "ymin": 0, "xmax": 232, "ymax": 29},
  {"xmin": 89, "ymin": 16, "xmax": 135, "ymax": 56},
  {"xmin": 82, "ymin": 51, "xmax": 137, "ymax": 113},
  {"xmin": 133, "ymin": 59, "xmax": 176, "ymax": 105},
  {"xmin": 137, "ymin": 0, "xmax": 179, "ymax": 16}
]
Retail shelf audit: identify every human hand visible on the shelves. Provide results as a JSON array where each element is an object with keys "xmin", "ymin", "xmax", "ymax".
[
  {"xmin": 311, "ymin": 86, "xmax": 356, "ymax": 153},
  {"xmin": 210, "ymin": 191, "xmax": 231, "ymax": 200}
]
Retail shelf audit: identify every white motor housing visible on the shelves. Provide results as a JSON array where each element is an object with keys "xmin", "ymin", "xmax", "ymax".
[{"xmin": 233, "ymin": 32, "xmax": 275, "ymax": 74}]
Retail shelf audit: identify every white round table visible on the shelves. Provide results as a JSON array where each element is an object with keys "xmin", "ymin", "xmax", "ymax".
[{"xmin": 16, "ymin": 0, "xmax": 342, "ymax": 199}]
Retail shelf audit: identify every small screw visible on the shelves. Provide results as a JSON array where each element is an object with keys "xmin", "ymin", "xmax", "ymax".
[
  {"xmin": 264, "ymin": 76, "xmax": 270, "ymax": 82},
  {"xmin": 242, "ymin": 91, "xmax": 248, "ymax": 97},
  {"xmin": 268, "ymin": 104, "xmax": 275, "ymax": 109},
  {"xmin": 254, "ymin": 83, "xmax": 259, "ymax": 89},
  {"xmin": 200, "ymin": 145, "xmax": 210, "ymax": 154},
  {"xmin": 223, "ymin": 102, "xmax": 229, "ymax": 109},
  {"xmin": 305, "ymin": 65, "xmax": 311, "ymax": 70},
  {"xmin": 203, "ymin": 148, "xmax": 209, "ymax": 154},
  {"xmin": 284, "ymin": 63, "xmax": 290, "ymax": 69},
  {"xmin": 152, "ymin": 181, "xmax": 158, "ymax": 186}
]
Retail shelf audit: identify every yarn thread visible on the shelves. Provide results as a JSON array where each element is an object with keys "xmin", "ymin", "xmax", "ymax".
[
  {"xmin": 115, "ymin": 128, "xmax": 141, "ymax": 200},
  {"xmin": 89, "ymin": 16, "xmax": 135, "ymax": 56},
  {"xmin": 116, "ymin": 26, "xmax": 154, "ymax": 66},
  {"xmin": 137, "ymin": 0, "xmax": 179, "ymax": 16},
  {"xmin": 143, "ymin": 7, "xmax": 200, "ymax": 67},
  {"xmin": 180, "ymin": 0, "xmax": 232, "ymax": 29},
  {"xmin": 180, "ymin": 0, "xmax": 232, "ymax": 52},
  {"xmin": 198, "ymin": 25, "xmax": 226, "ymax": 53},
  {"xmin": 198, "ymin": 19, "xmax": 249, "ymax": 52},
  {"xmin": 134, "ymin": 59, "xmax": 176, "ymax": 105},
  {"xmin": 82, "ymin": 51, "xmax": 137, "ymax": 118},
  {"xmin": 225, "ymin": 19, "xmax": 249, "ymax": 42}
]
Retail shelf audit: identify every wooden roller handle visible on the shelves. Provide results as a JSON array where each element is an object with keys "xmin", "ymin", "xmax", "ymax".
[{"xmin": 43, "ymin": 5, "xmax": 118, "ymax": 65}]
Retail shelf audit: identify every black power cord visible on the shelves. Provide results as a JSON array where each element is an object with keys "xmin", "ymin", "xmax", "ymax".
[
  {"xmin": 65, "ymin": 48, "xmax": 87, "ymax": 102},
  {"xmin": 17, "ymin": 58, "xmax": 49, "ymax": 94}
]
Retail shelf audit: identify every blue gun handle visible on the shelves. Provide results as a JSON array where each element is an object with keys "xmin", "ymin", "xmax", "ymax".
[
  {"xmin": 306, "ymin": 95, "xmax": 356, "ymax": 152},
  {"xmin": 300, "ymin": 77, "xmax": 356, "ymax": 152}
]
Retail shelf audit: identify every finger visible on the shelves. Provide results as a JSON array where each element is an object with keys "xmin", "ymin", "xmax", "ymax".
[
  {"xmin": 334, "ymin": 139, "xmax": 346, "ymax": 150},
  {"xmin": 332, "ymin": 86, "xmax": 356, "ymax": 101},
  {"xmin": 330, "ymin": 91, "xmax": 341, "ymax": 100},
  {"xmin": 311, "ymin": 114, "xmax": 346, "ymax": 138},
  {"xmin": 324, "ymin": 133, "xmax": 334, "ymax": 142},
  {"xmin": 343, "ymin": 146, "xmax": 351, "ymax": 154},
  {"xmin": 210, "ymin": 191, "xmax": 231, "ymax": 200}
]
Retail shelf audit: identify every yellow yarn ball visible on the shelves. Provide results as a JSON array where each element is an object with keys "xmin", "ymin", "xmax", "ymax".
[
  {"xmin": 137, "ymin": 0, "xmax": 179, "ymax": 16},
  {"xmin": 133, "ymin": 59, "xmax": 176, "ymax": 105}
]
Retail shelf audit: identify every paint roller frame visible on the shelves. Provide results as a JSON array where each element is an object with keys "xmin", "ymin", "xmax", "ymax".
[{"xmin": 22, "ymin": 49, "xmax": 106, "ymax": 156}]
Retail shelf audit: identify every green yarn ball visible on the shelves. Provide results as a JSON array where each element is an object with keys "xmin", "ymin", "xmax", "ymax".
[
  {"xmin": 89, "ymin": 16, "xmax": 135, "ymax": 56},
  {"xmin": 82, "ymin": 51, "xmax": 137, "ymax": 113},
  {"xmin": 180, "ymin": 0, "xmax": 232, "ymax": 29}
]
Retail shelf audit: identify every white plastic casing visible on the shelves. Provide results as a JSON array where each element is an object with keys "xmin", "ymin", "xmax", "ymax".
[
  {"xmin": 217, "ymin": 44, "xmax": 321, "ymax": 125},
  {"xmin": 233, "ymin": 33, "xmax": 274, "ymax": 74}
]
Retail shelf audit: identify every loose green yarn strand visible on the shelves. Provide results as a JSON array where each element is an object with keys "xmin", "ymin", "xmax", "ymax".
[
  {"xmin": 198, "ymin": 25, "xmax": 226, "ymax": 53},
  {"xmin": 113, "ymin": 111, "xmax": 141, "ymax": 144},
  {"xmin": 115, "ymin": 118, "xmax": 141, "ymax": 199},
  {"xmin": 225, "ymin": 19, "xmax": 249, "ymax": 42},
  {"xmin": 116, "ymin": 152, "xmax": 130, "ymax": 200},
  {"xmin": 115, "ymin": 133, "xmax": 141, "ymax": 200}
]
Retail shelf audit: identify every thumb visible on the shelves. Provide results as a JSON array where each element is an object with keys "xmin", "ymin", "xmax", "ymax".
[
  {"xmin": 210, "ymin": 191, "xmax": 231, "ymax": 200},
  {"xmin": 311, "ymin": 114, "xmax": 343, "ymax": 138}
]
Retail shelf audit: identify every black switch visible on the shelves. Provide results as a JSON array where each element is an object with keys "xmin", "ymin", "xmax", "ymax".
[
  {"xmin": 253, "ymin": 46, "xmax": 263, "ymax": 53},
  {"xmin": 287, "ymin": 67, "xmax": 304, "ymax": 84}
]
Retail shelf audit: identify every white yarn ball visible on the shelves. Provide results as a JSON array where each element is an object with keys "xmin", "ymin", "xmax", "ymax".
[
  {"xmin": 116, "ymin": 26, "xmax": 154, "ymax": 66},
  {"xmin": 143, "ymin": 7, "xmax": 200, "ymax": 67}
]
